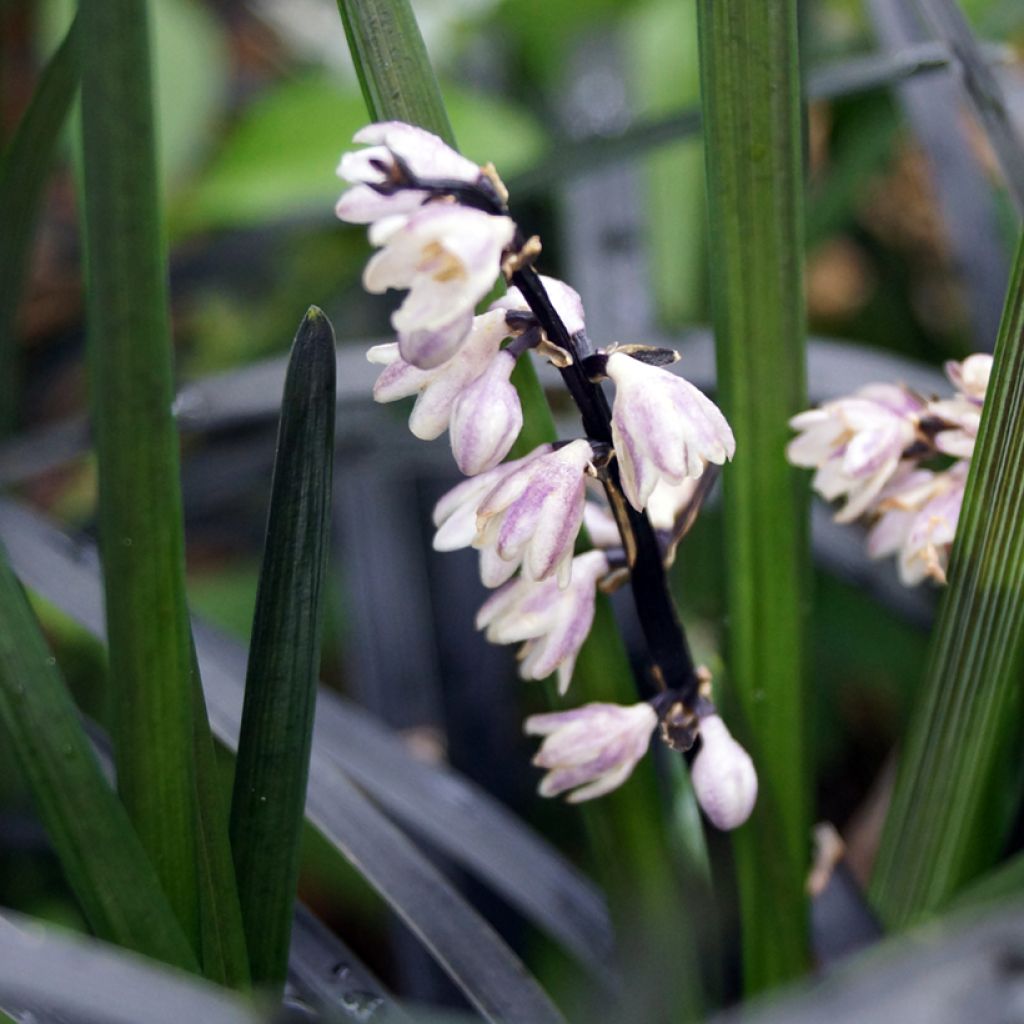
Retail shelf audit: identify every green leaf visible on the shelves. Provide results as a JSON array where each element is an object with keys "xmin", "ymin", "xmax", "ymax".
[
  {"xmin": 0, "ymin": 16, "xmax": 79, "ymax": 433},
  {"xmin": 0, "ymin": 547, "xmax": 197, "ymax": 970},
  {"xmin": 697, "ymin": 0, "xmax": 811, "ymax": 992},
  {"xmin": 0, "ymin": 910, "xmax": 256, "ymax": 1024},
  {"xmin": 229, "ymin": 308, "xmax": 336, "ymax": 988},
  {"xmin": 869, "ymin": 235, "xmax": 1024, "ymax": 927},
  {"xmin": 78, "ymin": 0, "xmax": 201, "ymax": 951},
  {"xmin": 190, "ymin": 656, "xmax": 251, "ymax": 989}
]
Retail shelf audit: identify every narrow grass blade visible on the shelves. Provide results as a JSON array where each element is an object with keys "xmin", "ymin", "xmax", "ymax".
[
  {"xmin": 78, "ymin": 0, "xmax": 202, "ymax": 947},
  {"xmin": 945, "ymin": 854, "xmax": 1024, "ymax": 914},
  {"xmin": 0, "ymin": 504, "xmax": 566, "ymax": 1023},
  {"xmin": 916, "ymin": 0, "xmax": 1024, "ymax": 216},
  {"xmin": 190, "ymin": 655, "xmax": 250, "ymax": 989},
  {"xmin": 0, "ymin": 498, "xmax": 614, "ymax": 977},
  {"xmin": 0, "ymin": 548, "xmax": 196, "ymax": 970},
  {"xmin": 870, "ymin": 236, "xmax": 1024, "ymax": 927},
  {"xmin": 0, "ymin": 17, "xmax": 78, "ymax": 433},
  {"xmin": 0, "ymin": 911, "xmax": 256, "ymax": 1024},
  {"xmin": 229, "ymin": 308, "xmax": 336, "ymax": 988},
  {"xmin": 697, "ymin": 0, "xmax": 811, "ymax": 991}
]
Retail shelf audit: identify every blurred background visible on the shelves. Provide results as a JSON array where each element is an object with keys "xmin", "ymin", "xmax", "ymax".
[{"xmin": 0, "ymin": 0, "xmax": 1022, "ymax": 1013}]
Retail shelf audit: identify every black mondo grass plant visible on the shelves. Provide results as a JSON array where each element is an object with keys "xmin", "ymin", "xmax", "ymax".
[{"xmin": 0, "ymin": 0, "xmax": 1023, "ymax": 1022}]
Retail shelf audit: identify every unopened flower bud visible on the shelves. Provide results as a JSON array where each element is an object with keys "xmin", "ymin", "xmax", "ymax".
[
  {"xmin": 691, "ymin": 715, "xmax": 757, "ymax": 831},
  {"xmin": 449, "ymin": 350, "xmax": 523, "ymax": 475}
]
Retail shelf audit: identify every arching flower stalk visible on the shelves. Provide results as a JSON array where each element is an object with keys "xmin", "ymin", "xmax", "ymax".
[
  {"xmin": 336, "ymin": 121, "xmax": 753, "ymax": 829},
  {"xmin": 787, "ymin": 355, "xmax": 992, "ymax": 585}
]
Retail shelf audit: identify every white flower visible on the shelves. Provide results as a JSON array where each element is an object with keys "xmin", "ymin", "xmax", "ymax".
[
  {"xmin": 582, "ymin": 500, "xmax": 622, "ymax": 549},
  {"xmin": 867, "ymin": 463, "xmax": 967, "ymax": 585},
  {"xmin": 491, "ymin": 276, "xmax": 587, "ymax": 337},
  {"xmin": 691, "ymin": 715, "xmax": 758, "ymax": 831},
  {"xmin": 449, "ymin": 351, "xmax": 523, "ymax": 475},
  {"xmin": 945, "ymin": 353, "xmax": 992, "ymax": 402},
  {"xmin": 432, "ymin": 446, "xmax": 552, "ymax": 553},
  {"xmin": 788, "ymin": 384, "xmax": 923, "ymax": 523},
  {"xmin": 363, "ymin": 203, "xmax": 516, "ymax": 369},
  {"xmin": 476, "ymin": 550, "xmax": 609, "ymax": 694},
  {"xmin": 367, "ymin": 308, "xmax": 510, "ymax": 441},
  {"xmin": 605, "ymin": 352, "xmax": 735, "ymax": 513},
  {"xmin": 474, "ymin": 439, "xmax": 594, "ymax": 588},
  {"xmin": 525, "ymin": 701, "xmax": 658, "ymax": 802},
  {"xmin": 927, "ymin": 396, "xmax": 981, "ymax": 458},
  {"xmin": 335, "ymin": 121, "xmax": 483, "ymax": 224}
]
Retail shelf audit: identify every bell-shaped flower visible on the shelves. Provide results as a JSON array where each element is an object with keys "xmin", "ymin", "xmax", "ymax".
[
  {"xmin": 867, "ymin": 463, "xmax": 967, "ymax": 585},
  {"xmin": 364, "ymin": 203, "xmax": 516, "ymax": 369},
  {"xmin": 474, "ymin": 439, "xmax": 594, "ymax": 588},
  {"xmin": 691, "ymin": 715, "xmax": 758, "ymax": 831},
  {"xmin": 582, "ymin": 500, "xmax": 622, "ymax": 549},
  {"xmin": 476, "ymin": 550, "xmax": 609, "ymax": 694},
  {"xmin": 605, "ymin": 352, "xmax": 735, "ymax": 513},
  {"xmin": 432, "ymin": 446, "xmax": 552, "ymax": 553},
  {"xmin": 926, "ymin": 396, "xmax": 981, "ymax": 458},
  {"xmin": 945, "ymin": 353, "xmax": 992, "ymax": 402},
  {"xmin": 525, "ymin": 701, "xmax": 658, "ymax": 803},
  {"xmin": 335, "ymin": 121, "xmax": 483, "ymax": 224},
  {"xmin": 788, "ymin": 384, "xmax": 923, "ymax": 523},
  {"xmin": 449, "ymin": 350, "xmax": 523, "ymax": 475},
  {"xmin": 491, "ymin": 275, "xmax": 587, "ymax": 337},
  {"xmin": 367, "ymin": 308, "xmax": 509, "ymax": 441}
]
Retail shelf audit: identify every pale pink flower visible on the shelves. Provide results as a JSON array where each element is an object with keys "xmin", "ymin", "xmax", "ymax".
[
  {"xmin": 474, "ymin": 440, "xmax": 594, "ymax": 588},
  {"xmin": 582, "ymin": 500, "xmax": 622, "ymax": 549},
  {"xmin": 449, "ymin": 351, "xmax": 523, "ymax": 475},
  {"xmin": 367, "ymin": 308, "xmax": 510, "ymax": 441},
  {"xmin": 867, "ymin": 463, "xmax": 968, "ymax": 585},
  {"xmin": 363, "ymin": 203, "xmax": 515, "ymax": 368},
  {"xmin": 525, "ymin": 701, "xmax": 658, "ymax": 802},
  {"xmin": 606, "ymin": 352, "xmax": 735, "ymax": 513},
  {"xmin": 788, "ymin": 384, "xmax": 924, "ymax": 523},
  {"xmin": 335, "ymin": 121, "xmax": 483, "ymax": 224},
  {"xmin": 491, "ymin": 276, "xmax": 587, "ymax": 337},
  {"xmin": 431, "ymin": 446, "xmax": 552, "ymax": 553},
  {"xmin": 476, "ymin": 550, "xmax": 609, "ymax": 694},
  {"xmin": 691, "ymin": 715, "xmax": 758, "ymax": 831},
  {"xmin": 944, "ymin": 353, "xmax": 992, "ymax": 402}
]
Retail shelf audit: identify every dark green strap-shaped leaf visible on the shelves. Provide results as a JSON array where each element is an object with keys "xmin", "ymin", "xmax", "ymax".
[
  {"xmin": 335, "ymin": 0, "xmax": 453, "ymax": 142},
  {"xmin": 190, "ymin": 653, "xmax": 251, "ymax": 989},
  {"xmin": 0, "ymin": 496, "xmax": 614, "ymax": 982},
  {"xmin": 0, "ymin": 547, "xmax": 197, "ymax": 970},
  {"xmin": 0, "ymin": 501, "xmax": 567, "ymax": 1024},
  {"xmin": 0, "ymin": 910, "xmax": 256, "ymax": 1024},
  {"xmin": 697, "ymin": 0, "xmax": 811, "ymax": 992},
  {"xmin": 78, "ymin": 0, "xmax": 203, "ymax": 951},
  {"xmin": 230, "ymin": 308, "xmax": 336, "ymax": 988},
  {"xmin": 870, "ymin": 235, "xmax": 1024, "ymax": 927},
  {"xmin": 0, "ymin": 17, "xmax": 79, "ymax": 434}
]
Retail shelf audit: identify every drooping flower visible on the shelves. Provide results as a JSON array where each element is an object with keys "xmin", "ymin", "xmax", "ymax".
[
  {"xmin": 867, "ymin": 463, "xmax": 967, "ymax": 585},
  {"xmin": 474, "ymin": 439, "xmax": 594, "ymax": 588},
  {"xmin": 363, "ymin": 203, "xmax": 516, "ymax": 369},
  {"xmin": 476, "ymin": 550, "xmax": 609, "ymax": 694},
  {"xmin": 690, "ymin": 715, "xmax": 758, "ymax": 831},
  {"xmin": 525, "ymin": 701, "xmax": 658, "ymax": 802},
  {"xmin": 449, "ymin": 350, "xmax": 523, "ymax": 475},
  {"xmin": 605, "ymin": 352, "xmax": 735, "ymax": 513},
  {"xmin": 432, "ymin": 446, "xmax": 552, "ymax": 554},
  {"xmin": 335, "ymin": 121, "xmax": 484, "ymax": 224},
  {"xmin": 491, "ymin": 275, "xmax": 587, "ymax": 337},
  {"xmin": 367, "ymin": 308, "xmax": 515, "ymax": 454},
  {"xmin": 787, "ymin": 384, "xmax": 924, "ymax": 522},
  {"xmin": 945, "ymin": 353, "xmax": 992, "ymax": 402}
]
